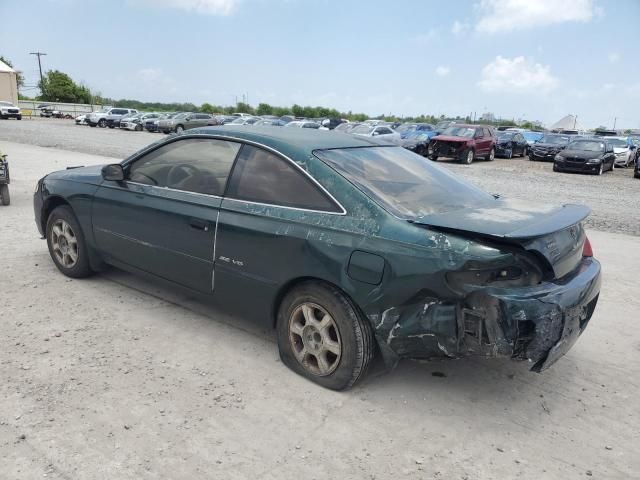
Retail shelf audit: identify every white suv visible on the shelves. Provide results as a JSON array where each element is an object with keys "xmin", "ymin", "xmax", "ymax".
[
  {"xmin": 86, "ymin": 107, "xmax": 137, "ymax": 128},
  {"xmin": 0, "ymin": 101, "xmax": 22, "ymax": 120}
]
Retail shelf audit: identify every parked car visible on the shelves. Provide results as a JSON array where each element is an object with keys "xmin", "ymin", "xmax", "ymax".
[
  {"xmin": 87, "ymin": 108, "xmax": 138, "ymax": 128},
  {"xmin": 593, "ymin": 129, "xmax": 618, "ymax": 137},
  {"xmin": 522, "ymin": 131, "xmax": 544, "ymax": 154},
  {"xmin": 33, "ymin": 126, "xmax": 602, "ymax": 390},
  {"xmin": 350, "ymin": 124, "xmax": 401, "ymax": 142},
  {"xmin": 429, "ymin": 124, "xmax": 496, "ymax": 164},
  {"xmin": 495, "ymin": 131, "xmax": 528, "ymax": 158},
  {"xmin": 75, "ymin": 114, "xmax": 88, "ymax": 125},
  {"xmin": 144, "ymin": 113, "xmax": 175, "ymax": 132},
  {"xmin": 399, "ymin": 131, "xmax": 431, "ymax": 156},
  {"xmin": 212, "ymin": 115, "xmax": 237, "ymax": 125},
  {"xmin": 553, "ymin": 138, "xmax": 616, "ymax": 175},
  {"xmin": 433, "ymin": 120, "xmax": 456, "ymax": 135},
  {"xmin": 229, "ymin": 116, "xmax": 260, "ymax": 126},
  {"xmin": 121, "ymin": 112, "xmax": 162, "ymax": 131},
  {"xmin": 320, "ymin": 118, "xmax": 346, "ymax": 130},
  {"xmin": 158, "ymin": 112, "xmax": 213, "ymax": 133},
  {"xmin": 0, "ymin": 101, "xmax": 21, "ymax": 120},
  {"xmin": 395, "ymin": 123, "xmax": 437, "ymax": 140},
  {"xmin": 333, "ymin": 122, "xmax": 360, "ymax": 133},
  {"xmin": 607, "ymin": 137, "xmax": 636, "ymax": 168},
  {"xmin": 106, "ymin": 108, "xmax": 139, "ymax": 128},
  {"xmin": 38, "ymin": 105, "xmax": 64, "ymax": 118},
  {"xmin": 284, "ymin": 120, "xmax": 322, "ymax": 129},
  {"xmin": 254, "ymin": 119, "xmax": 286, "ymax": 127},
  {"xmin": 528, "ymin": 134, "xmax": 571, "ymax": 162}
]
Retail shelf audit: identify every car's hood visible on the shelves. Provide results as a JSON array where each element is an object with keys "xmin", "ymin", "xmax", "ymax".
[
  {"xmin": 560, "ymin": 148, "xmax": 601, "ymax": 158},
  {"xmin": 432, "ymin": 135, "xmax": 469, "ymax": 142},
  {"xmin": 411, "ymin": 199, "xmax": 590, "ymax": 239},
  {"xmin": 400, "ymin": 138, "xmax": 426, "ymax": 147},
  {"xmin": 613, "ymin": 147, "xmax": 628, "ymax": 154},
  {"xmin": 45, "ymin": 165, "xmax": 105, "ymax": 185}
]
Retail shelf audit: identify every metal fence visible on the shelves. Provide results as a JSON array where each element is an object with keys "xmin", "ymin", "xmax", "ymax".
[{"xmin": 17, "ymin": 101, "xmax": 107, "ymax": 118}]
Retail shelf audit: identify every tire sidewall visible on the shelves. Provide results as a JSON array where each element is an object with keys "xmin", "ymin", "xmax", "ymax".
[
  {"xmin": 46, "ymin": 206, "xmax": 92, "ymax": 278},
  {"xmin": 276, "ymin": 282, "xmax": 371, "ymax": 390}
]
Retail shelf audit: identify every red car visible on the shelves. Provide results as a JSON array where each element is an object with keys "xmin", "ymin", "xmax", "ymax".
[{"xmin": 429, "ymin": 124, "xmax": 496, "ymax": 164}]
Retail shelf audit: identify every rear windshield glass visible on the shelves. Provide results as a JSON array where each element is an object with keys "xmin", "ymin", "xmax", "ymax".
[{"xmin": 314, "ymin": 146, "xmax": 494, "ymax": 219}]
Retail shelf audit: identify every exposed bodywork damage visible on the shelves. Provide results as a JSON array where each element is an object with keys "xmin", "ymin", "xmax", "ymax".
[{"xmin": 370, "ymin": 257, "xmax": 600, "ymax": 372}]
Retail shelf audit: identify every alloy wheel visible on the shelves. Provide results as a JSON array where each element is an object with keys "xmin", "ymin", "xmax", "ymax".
[
  {"xmin": 51, "ymin": 219, "xmax": 78, "ymax": 268},
  {"xmin": 288, "ymin": 302, "xmax": 342, "ymax": 376}
]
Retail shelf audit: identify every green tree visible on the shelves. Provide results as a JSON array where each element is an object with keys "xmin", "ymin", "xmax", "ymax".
[
  {"xmin": 256, "ymin": 103, "xmax": 274, "ymax": 115},
  {"xmin": 234, "ymin": 102, "xmax": 254, "ymax": 114},
  {"xmin": 200, "ymin": 102, "xmax": 216, "ymax": 114},
  {"xmin": 0, "ymin": 55, "xmax": 25, "ymax": 88},
  {"xmin": 39, "ymin": 70, "xmax": 92, "ymax": 103},
  {"xmin": 291, "ymin": 104, "xmax": 304, "ymax": 117}
]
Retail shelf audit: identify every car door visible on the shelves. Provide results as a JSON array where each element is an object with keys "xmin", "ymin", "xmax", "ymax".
[
  {"xmin": 92, "ymin": 137, "xmax": 240, "ymax": 293},
  {"xmin": 213, "ymin": 143, "xmax": 343, "ymax": 324},
  {"xmin": 473, "ymin": 129, "xmax": 486, "ymax": 155}
]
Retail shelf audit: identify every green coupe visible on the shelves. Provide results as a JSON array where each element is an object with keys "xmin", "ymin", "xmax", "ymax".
[{"xmin": 34, "ymin": 127, "xmax": 601, "ymax": 390}]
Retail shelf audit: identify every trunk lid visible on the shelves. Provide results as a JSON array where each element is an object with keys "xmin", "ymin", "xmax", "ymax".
[{"xmin": 412, "ymin": 199, "xmax": 590, "ymax": 279}]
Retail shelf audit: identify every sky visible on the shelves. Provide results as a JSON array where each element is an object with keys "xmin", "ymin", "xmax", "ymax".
[{"xmin": 1, "ymin": 0, "xmax": 639, "ymax": 128}]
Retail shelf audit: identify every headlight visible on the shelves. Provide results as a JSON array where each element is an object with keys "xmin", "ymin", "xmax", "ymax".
[
  {"xmin": 554, "ymin": 154, "xmax": 564, "ymax": 161},
  {"xmin": 586, "ymin": 158, "xmax": 601, "ymax": 164}
]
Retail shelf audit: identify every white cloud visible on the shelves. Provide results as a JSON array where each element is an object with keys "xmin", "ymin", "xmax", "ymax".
[
  {"xmin": 435, "ymin": 66, "xmax": 450, "ymax": 76},
  {"xmin": 145, "ymin": 0, "xmax": 240, "ymax": 15},
  {"xmin": 478, "ymin": 56, "xmax": 558, "ymax": 93},
  {"xmin": 475, "ymin": 0, "xmax": 597, "ymax": 33},
  {"xmin": 451, "ymin": 20, "xmax": 469, "ymax": 35},
  {"xmin": 608, "ymin": 52, "xmax": 620, "ymax": 63}
]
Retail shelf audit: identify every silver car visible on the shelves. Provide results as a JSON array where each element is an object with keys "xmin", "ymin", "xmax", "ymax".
[{"xmin": 158, "ymin": 113, "xmax": 213, "ymax": 134}]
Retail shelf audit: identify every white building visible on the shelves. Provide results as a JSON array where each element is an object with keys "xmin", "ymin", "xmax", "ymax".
[{"xmin": 0, "ymin": 60, "xmax": 19, "ymax": 105}]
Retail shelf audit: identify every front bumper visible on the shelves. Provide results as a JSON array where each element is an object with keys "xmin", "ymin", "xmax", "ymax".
[
  {"xmin": 555, "ymin": 160, "xmax": 601, "ymax": 173},
  {"xmin": 1, "ymin": 110, "xmax": 21, "ymax": 118},
  {"xmin": 530, "ymin": 150, "xmax": 557, "ymax": 162},
  {"xmin": 372, "ymin": 257, "xmax": 601, "ymax": 372},
  {"xmin": 33, "ymin": 187, "xmax": 45, "ymax": 237}
]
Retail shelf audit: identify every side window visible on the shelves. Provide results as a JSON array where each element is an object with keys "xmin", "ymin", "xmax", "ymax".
[
  {"xmin": 226, "ymin": 145, "xmax": 340, "ymax": 212},
  {"xmin": 474, "ymin": 129, "xmax": 484, "ymax": 138},
  {"xmin": 483, "ymin": 128, "xmax": 492, "ymax": 137},
  {"xmin": 127, "ymin": 138, "xmax": 240, "ymax": 196}
]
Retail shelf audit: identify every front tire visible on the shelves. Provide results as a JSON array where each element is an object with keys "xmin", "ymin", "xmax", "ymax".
[
  {"xmin": 596, "ymin": 163, "xmax": 604, "ymax": 176},
  {"xmin": 17, "ymin": 115, "xmax": 22, "ymax": 120},
  {"xmin": 135, "ymin": 124, "xmax": 142, "ymax": 131},
  {"xmin": 46, "ymin": 206, "xmax": 93, "ymax": 278},
  {"xmin": 461, "ymin": 149, "xmax": 474, "ymax": 165},
  {"xmin": 276, "ymin": 282, "xmax": 375, "ymax": 391},
  {"xmin": 0, "ymin": 184, "xmax": 9, "ymax": 205},
  {"xmin": 98, "ymin": 119, "xmax": 107, "ymax": 128}
]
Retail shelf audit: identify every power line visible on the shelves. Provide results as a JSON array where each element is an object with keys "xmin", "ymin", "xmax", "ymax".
[{"xmin": 29, "ymin": 52, "xmax": 47, "ymax": 95}]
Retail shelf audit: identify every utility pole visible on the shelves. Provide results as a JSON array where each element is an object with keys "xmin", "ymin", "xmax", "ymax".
[
  {"xmin": 613, "ymin": 117, "xmax": 617, "ymax": 130},
  {"xmin": 573, "ymin": 114, "xmax": 577, "ymax": 129},
  {"xmin": 30, "ymin": 51, "xmax": 47, "ymax": 96}
]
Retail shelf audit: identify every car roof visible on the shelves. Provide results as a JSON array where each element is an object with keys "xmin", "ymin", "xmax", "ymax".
[{"xmin": 188, "ymin": 125, "xmax": 396, "ymax": 159}]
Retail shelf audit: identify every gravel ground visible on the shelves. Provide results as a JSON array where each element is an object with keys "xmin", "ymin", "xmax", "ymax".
[
  {"xmin": 1, "ymin": 118, "xmax": 639, "ymax": 236},
  {"xmin": 1, "ymin": 141, "xmax": 638, "ymax": 479}
]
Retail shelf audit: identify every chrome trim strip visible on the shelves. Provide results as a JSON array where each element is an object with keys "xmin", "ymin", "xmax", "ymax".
[
  {"xmin": 211, "ymin": 209, "xmax": 220, "ymax": 291},
  {"xmin": 121, "ymin": 133, "xmax": 347, "ymax": 215}
]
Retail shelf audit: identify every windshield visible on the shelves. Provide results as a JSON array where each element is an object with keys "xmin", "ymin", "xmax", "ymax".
[
  {"xmin": 406, "ymin": 132, "xmax": 429, "ymax": 141},
  {"xmin": 568, "ymin": 140, "xmax": 605, "ymax": 152},
  {"xmin": 497, "ymin": 132, "xmax": 514, "ymax": 140},
  {"xmin": 441, "ymin": 126, "xmax": 475, "ymax": 138},
  {"xmin": 607, "ymin": 138, "xmax": 627, "ymax": 148},
  {"xmin": 334, "ymin": 123, "xmax": 352, "ymax": 132},
  {"xmin": 351, "ymin": 125, "xmax": 374, "ymax": 135},
  {"xmin": 174, "ymin": 113, "xmax": 189, "ymax": 119},
  {"xmin": 314, "ymin": 146, "xmax": 494, "ymax": 219},
  {"xmin": 435, "ymin": 121, "xmax": 451, "ymax": 130},
  {"xmin": 396, "ymin": 124, "xmax": 417, "ymax": 133},
  {"xmin": 539, "ymin": 135, "xmax": 569, "ymax": 144},
  {"xmin": 523, "ymin": 132, "xmax": 543, "ymax": 142}
]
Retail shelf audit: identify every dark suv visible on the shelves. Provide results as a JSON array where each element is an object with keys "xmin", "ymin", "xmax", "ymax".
[{"xmin": 429, "ymin": 124, "xmax": 496, "ymax": 164}]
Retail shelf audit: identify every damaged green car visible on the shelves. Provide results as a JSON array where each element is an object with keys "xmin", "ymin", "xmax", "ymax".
[{"xmin": 34, "ymin": 126, "xmax": 601, "ymax": 390}]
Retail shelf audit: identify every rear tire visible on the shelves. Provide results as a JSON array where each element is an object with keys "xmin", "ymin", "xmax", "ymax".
[
  {"xmin": 175, "ymin": 125, "xmax": 184, "ymax": 133},
  {"xmin": 0, "ymin": 184, "xmax": 9, "ymax": 205},
  {"xmin": 276, "ymin": 281, "xmax": 375, "ymax": 391},
  {"xmin": 17, "ymin": 115, "xmax": 22, "ymax": 120},
  {"xmin": 98, "ymin": 119, "xmax": 107, "ymax": 128},
  {"xmin": 135, "ymin": 124, "xmax": 142, "ymax": 131},
  {"xmin": 46, "ymin": 206, "xmax": 93, "ymax": 278},
  {"xmin": 486, "ymin": 147, "xmax": 495, "ymax": 161}
]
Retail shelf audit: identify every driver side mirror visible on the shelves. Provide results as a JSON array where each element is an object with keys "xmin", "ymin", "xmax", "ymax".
[{"xmin": 102, "ymin": 164, "xmax": 124, "ymax": 182}]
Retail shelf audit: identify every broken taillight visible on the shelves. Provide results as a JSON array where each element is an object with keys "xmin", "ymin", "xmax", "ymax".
[{"xmin": 582, "ymin": 236, "xmax": 593, "ymax": 257}]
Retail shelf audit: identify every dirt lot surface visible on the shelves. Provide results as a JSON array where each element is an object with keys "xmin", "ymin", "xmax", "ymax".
[
  {"xmin": 1, "ymin": 128, "xmax": 639, "ymax": 480},
  {"xmin": 1, "ymin": 118, "xmax": 640, "ymax": 236}
]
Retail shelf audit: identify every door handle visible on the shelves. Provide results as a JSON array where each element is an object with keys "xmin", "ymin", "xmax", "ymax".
[{"xmin": 189, "ymin": 218, "xmax": 209, "ymax": 231}]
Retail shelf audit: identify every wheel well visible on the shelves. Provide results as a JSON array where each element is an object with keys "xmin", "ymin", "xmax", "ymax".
[
  {"xmin": 41, "ymin": 196, "xmax": 70, "ymax": 235},
  {"xmin": 270, "ymin": 277, "xmax": 361, "ymax": 329}
]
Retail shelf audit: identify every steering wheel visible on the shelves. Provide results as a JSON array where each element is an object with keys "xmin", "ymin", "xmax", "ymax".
[{"xmin": 167, "ymin": 163, "xmax": 200, "ymax": 187}]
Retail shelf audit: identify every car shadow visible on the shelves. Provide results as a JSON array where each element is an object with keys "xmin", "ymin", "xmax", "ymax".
[{"xmin": 101, "ymin": 266, "xmax": 565, "ymax": 403}]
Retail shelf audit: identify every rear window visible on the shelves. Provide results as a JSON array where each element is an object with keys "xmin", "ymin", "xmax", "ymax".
[{"xmin": 314, "ymin": 146, "xmax": 494, "ymax": 219}]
